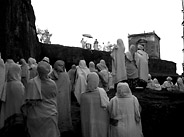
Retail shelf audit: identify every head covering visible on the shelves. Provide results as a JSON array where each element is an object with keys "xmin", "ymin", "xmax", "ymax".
[
  {"xmin": 77, "ymin": 60, "xmax": 90, "ymax": 79},
  {"xmin": 50, "ymin": 60, "xmax": 65, "ymax": 80},
  {"xmin": 28, "ymin": 57, "xmax": 37, "ymax": 68},
  {"xmin": 137, "ymin": 44, "xmax": 144, "ymax": 50},
  {"xmin": 86, "ymin": 72, "xmax": 99, "ymax": 92},
  {"xmin": 37, "ymin": 61, "xmax": 50, "ymax": 80},
  {"xmin": 42, "ymin": 56, "xmax": 50, "ymax": 63},
  {"xmin": 153, "ymin": 78, "xmax": 159, "ymax": 84},
  {"xmin": 117, "ymin": 39, "xmax": 124, "ymax": 47},
  {"xmin": 167, "ymin": 76, "xmax": 172, "ymax": 81},
  {"xmin": 126, "ymin": 44, "xmax": 137, "ymax": 61},
  {"xmin": 20, "ymin": 58, "xmax": 27, "ymax": 65},
  {"xmin": 5, "ymin": 59, "xmax": 15, "ymax": 81},
  {"xmin": 79, "ymin": 60, "xmax": 87, "ymax": 69},
  {"xmin": 148, "ymin": 74, "xmax": 152, "ymax": 80},
  {"xmin": 177, "ymin": 77, "xmax": 183, "ymax": 85},
  {"xmin": 116, "ymin": 82, "xmax": 132, "ymax": 98},
  {"xmin": 7, "ymin": 63, "xmax": 21, "ymax": 82},
  {"xmin": 20, "ymin": 58, "xmax": 29, "ymax": 77},
  {"xmin": 100, "ymin": 59, "xmax": 108, "ymax": 70},
  {"xmin": 89, "ymin": 61, "xmax": 97, "ymax": 72},
  {"xmin": 0, "ymin": 57, "xmax": 5, "ymax": 100},
  {"xmin": 71, "ymin": 64, "xmax": 76, "ymax": 70},
  {"xmin": 97, "ymin": 62, "xmax": 107, "ymax": 71},
  {"xmin": 54, "ymin": 60, "xmax": 65, "ymax": 72}
]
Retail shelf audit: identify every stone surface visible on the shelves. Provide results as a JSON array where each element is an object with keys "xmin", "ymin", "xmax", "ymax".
[{"xmin": 0, "ymin": 0, "xmax": 40, "ymax": 62}]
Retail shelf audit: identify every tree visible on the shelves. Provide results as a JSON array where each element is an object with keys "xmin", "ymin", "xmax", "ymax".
[{"xmin": 37, "ymin": 28, "xmax": 52, "ymax": 44}]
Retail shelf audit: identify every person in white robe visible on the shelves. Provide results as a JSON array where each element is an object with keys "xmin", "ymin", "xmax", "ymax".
[
  {"xmin": 80, "ymin": 72, "xmax": 109, "ymax": 137},
  {"xmin": 111, "ymin": 39, "xmax": 127, "ymax": 90},
  {"xmin": 152, "ymin": 78, "xmax": 162, "ymax": 91},
  {"xmin": 108, "ymin": 82, "xmax": 143, "ymax": 137},
  {"xmin": 20, "ymin": 58, "xmax": 30, "ymax": 88},
  {"xmin": 28, "ymin": 57, "xmax": 38, "ymax": 79},
  {"xmin": 68, "ymin": 64, "xmax": 77, "ymax": 92},
  {"xmin": 136, "ymin": 44, "xmax": 149, "ymax": 88},
  {"xmin": 0, "ymin": 54, "xmax": 5, "ymax": 103},
  {"xmin": 0, "ymin": 63, "xmax": 25, "ymax": 136},
  {"xmin": 89, "ymin": 61, "xmax": 98, "ymax": 73},
  {"xmin": 161, "ymin": 76, "xmax": 174, "ymax": 91},
  {"xmin": 74, "ymin": 60, "xmax": 90, "ymax": 104},
  {"xmin": 146, "ymin": 74, "xmax": 154, "ymax": 89},
  {"xmin": 22, "ymin": 61, "xmax": 60, "ymax": 137},
  {"xmin": 96, "ymin": 62, "xmax": 109, "ymax": 92},
  {"xmin": 174, "ymin": 77, "xmax": 184, "ymax": 92},
  {"xmin": 50, "ymin": 60, "xmax": 73, "ymax": 133}
]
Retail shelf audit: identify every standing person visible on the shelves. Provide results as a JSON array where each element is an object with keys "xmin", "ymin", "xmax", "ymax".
[
  {"xmin": 22, "ymin": 61, "xmax": 60, "ymax": 137},
  {"xmin": 108, "ymin": 82, "xmax": 143, "ymax": 137},
  {"xmin": 111, "ymin": 39, "xmax": 127, "ymax": 91},
  {"xmin": 42, "ymin": 56, "xmax": 53, "ymax": 74},
  {"xmin": 4, "ymin": 59, "xmax": 15, "ymax": 81},
  {"xmin": 28, "ymin": 57, "xmax": 38, "ymax": 79},
  {"xmin": 96, "ymin": 62, "xmax": 109, "ymax": 92},
  {"xmin": 74, "ymin": 60, "xmax": 90, "ymax": 104},
  {"xmin": 68, "ymin": 64, "xmax": 77, "ymax": 93},
  {"xmin": 93, "ymin": 39, "xmax": 99, "ymax": 50},
  {"xmin": 137, "ymin": 43, "xmax": 149, "ymax": 88},
  {"xmin": 125, "ymin": 44, "xmax": 139, "ymax": 90},
  {"xmin": 81, "ymin": 38, "xmax": 86, "ymax": 49},
  {"xmin": 0, "ymin": 59, "xmax": 15, "ymax": 102},
  {"xmin": 20, "ymin": 58, "xmax": 30, "ymax": 88},
  {"xmin": 80, "ymin": 72, "xmax": 109, "ymax": 137},
  {"xmin": 50, "ymin": 60, "xmax": 73, "ymax": 134},
  {"xmin": 0, "ymin": 53, "xmax": 5, "ymax": 104},
  {"xmin": 89, "ymin": 61, "xmax": 98, "ymax": 73},
  {"xmin": 0, "ymin": 63, "xmax": 26, "ymax": 136}
]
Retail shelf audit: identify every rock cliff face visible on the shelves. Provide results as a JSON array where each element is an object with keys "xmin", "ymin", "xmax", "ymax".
[
  {"xmin": 39, "ymin": 43, "xmax": 112, "ymax": 71},
  {"xmin": 0, "ymin": 0, "xmax": 40, "ymax": 62}
]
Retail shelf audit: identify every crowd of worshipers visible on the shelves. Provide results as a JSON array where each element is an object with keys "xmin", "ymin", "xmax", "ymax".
[
  {"xmin": 0, "ymin": 38, "xmax": 183, "ymax": 137},
  {"xmin": 147, "ymin": 74, "xmax": 184, "ymax": 92}
]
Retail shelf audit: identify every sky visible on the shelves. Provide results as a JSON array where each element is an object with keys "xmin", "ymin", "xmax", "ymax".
[{"xmin": 32, "ymin": 0, "xmax": 183, "ymax": 74}]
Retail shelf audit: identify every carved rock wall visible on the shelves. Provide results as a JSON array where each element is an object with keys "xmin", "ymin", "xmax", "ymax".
[{"xmin": 0, "ymin": 0, "xmax": 40, "ymax": 62}]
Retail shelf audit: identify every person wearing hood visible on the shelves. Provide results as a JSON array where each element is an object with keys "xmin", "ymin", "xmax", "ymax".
[
  {"xmin": 0, "ymin": 63, "xmax": 25, "ymax": 136},
  {"xmin": 89, "ymin": 61, "xmax": 98, "ymax": 73},
  {"xmin": 136, "ymin": 43, "xmax": 149, "ymax": 88},
  {"xmin": 28, "ymin": 57, "xmax": 38, "ymax": 79},
  {"xmin": 108, "ymin": 82, "xmax": 143, "ymax": 137},
  {"xmin": 0, "ymin": 53, "xmax": 5, "ymax": 104},
  {"xmin": 74, "ymin": 60, "xmax": 90, "ymax": 104},
  {"xmin": 20, "ymin": 58, "xmax": 30, "ymax": 87},
  {"xmin": 50, "ymin": 60, "xmax": 73, "ymax": 134},
  {"xmin": 22, "ymin": 61, "xmax": 60, "ymax": 137},
  {"xmin": 96, "ymin": 60, "xmax": 110, "ymax": 92},
  {"xmin": 111, "ymin": 39, "xmax": 127, "ymax": 91},
  {"xmin": 80, "ymin": 72, "xmax": 109, "ymax": 137}
]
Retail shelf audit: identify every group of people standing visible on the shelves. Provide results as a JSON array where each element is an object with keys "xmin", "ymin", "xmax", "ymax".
[
  {"xmin": 0, "ymin": 56, "xmax": 72, "ymax": 137},
  {"xmin": 69, "ymin": 58, "xmax": 143, "ymax": 137},
  {"xmin": 0, "ymin": 37, "xmax": 146, "ymax": 137},
  {"xmin": 111, "ymin": 38, "xmax": 149, "ymax": 91}
]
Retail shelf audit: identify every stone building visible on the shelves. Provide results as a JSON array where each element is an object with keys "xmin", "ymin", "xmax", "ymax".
[
  {"xmin": 128, "ymin": 31, "xmax": 178, "ymax": 83},
  {"xmin": 128, "ymin": 31, "xmax": 160, "ymax": 59}
]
